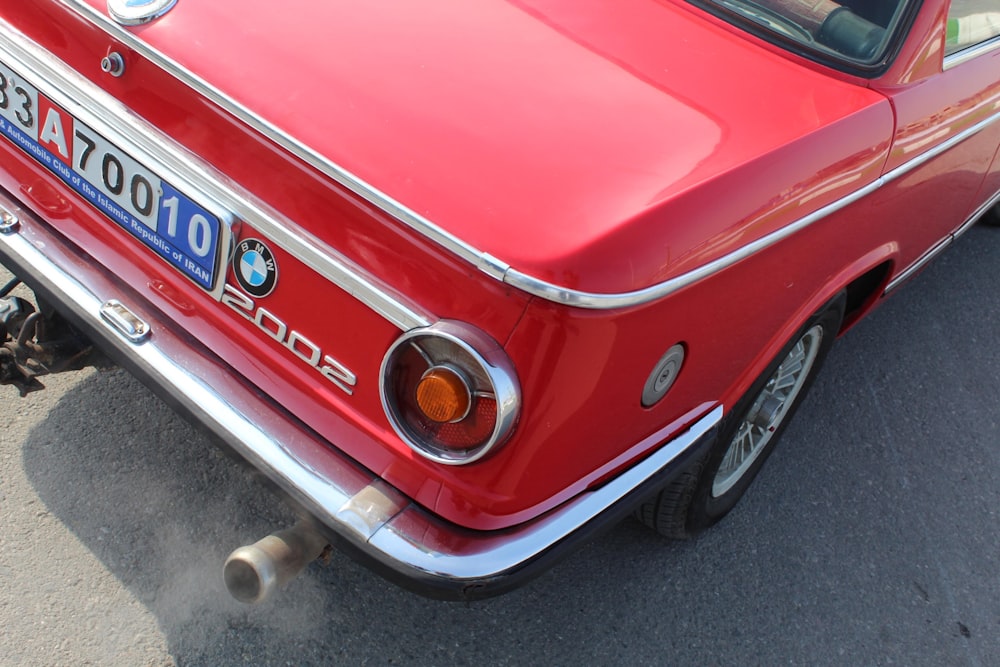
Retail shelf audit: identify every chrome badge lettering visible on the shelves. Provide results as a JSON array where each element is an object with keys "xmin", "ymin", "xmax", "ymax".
[
  {"xmin": 221, "ymin": 285, "xmax": 357, "ymax": 395},
  {"xmin": 108, "ymin": 0, "xmax": 178, "ymax": 26}
]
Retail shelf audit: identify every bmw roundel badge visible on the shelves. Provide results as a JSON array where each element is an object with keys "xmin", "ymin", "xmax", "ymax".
[{"xmin": 233, "ymin": 238, "xmax": 278, "ymax": 297}]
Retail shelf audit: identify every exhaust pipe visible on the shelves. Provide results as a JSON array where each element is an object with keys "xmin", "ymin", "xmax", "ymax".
[{"xmin": 224, "ymin": 522, "xmax": 329, "ymax": 604}]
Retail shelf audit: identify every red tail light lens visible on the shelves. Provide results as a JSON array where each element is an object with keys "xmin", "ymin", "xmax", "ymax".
[{"xmin": 380, "ymin": 322, "xmax": 520, "ymax": 465}]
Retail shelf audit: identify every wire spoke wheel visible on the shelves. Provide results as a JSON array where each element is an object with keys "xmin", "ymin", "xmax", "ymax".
[
  {"xmin": 711, "ymin": 324, "xmax": 823, "ymax": 497},
  {"xmin": 634, "ymin": 294, "xmax": 844, "ymax": 539}
]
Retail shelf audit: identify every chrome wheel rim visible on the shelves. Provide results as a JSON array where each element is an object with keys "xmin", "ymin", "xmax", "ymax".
[{"xmin": 712, "ymin": 325, "xmax": 824, "ymax": 497}]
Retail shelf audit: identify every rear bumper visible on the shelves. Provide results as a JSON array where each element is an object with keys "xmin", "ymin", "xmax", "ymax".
[{"xmin": 0, "ymin": 188, "xmax": 722, "ymax": 599}]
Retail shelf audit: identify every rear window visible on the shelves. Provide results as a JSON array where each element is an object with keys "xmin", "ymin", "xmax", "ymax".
[{"xmin": 692, "ymin": 0, "xmax": 915, "ymax": 73}]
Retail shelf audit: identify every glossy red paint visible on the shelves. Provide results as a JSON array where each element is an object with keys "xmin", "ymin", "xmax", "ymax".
[
  {"xmin": 11, "ymin": 1, "xmax": 531, "ymax": 338},
  {"xmin": 0, "ymin": 0, "xmax": 887, "ymax": 527},
  {"xmin": 1, "ymin": 0, "xmax": 999, "ymax": 592},
  {"xmin": 2, "ymin": 1, "xmax": 531, "ymax": 524},
  {"xmin": 872, "ymin": 1, "xmax": 1000, "ymax": 281},
  {"xmin": 74, "ymin": 0, "xmax": 886, "ymax": 293}
]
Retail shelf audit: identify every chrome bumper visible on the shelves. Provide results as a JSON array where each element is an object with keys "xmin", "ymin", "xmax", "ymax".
[{"xmin": 0, "ymin": 190, "xmax": 722, "ymax": 599}]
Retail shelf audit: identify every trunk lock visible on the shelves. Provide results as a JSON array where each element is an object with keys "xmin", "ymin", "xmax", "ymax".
[{"xmin": 100, "ymin": 52, "xmax": 125, "ymax": 77}]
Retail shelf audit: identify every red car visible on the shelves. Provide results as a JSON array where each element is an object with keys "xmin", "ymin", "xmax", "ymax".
[{"xmin": 0, "ymin": 0, "xmax": 997, "ymax": 600}]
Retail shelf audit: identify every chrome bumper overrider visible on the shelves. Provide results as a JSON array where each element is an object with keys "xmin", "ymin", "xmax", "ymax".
[{"xmin": 0, "ymin": 190, "xmax": 722, "ymax": 599}]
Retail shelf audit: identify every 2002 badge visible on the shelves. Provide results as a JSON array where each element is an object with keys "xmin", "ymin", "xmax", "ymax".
[{"xmin": 222, "ymin": 238, "xmax": 356, "ymax": 396}]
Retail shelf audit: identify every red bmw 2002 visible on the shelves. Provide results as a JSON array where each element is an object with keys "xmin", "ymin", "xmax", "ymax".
[{"xmin": 0, "ymin": 0, "xmax": 998, "ymax": 601}]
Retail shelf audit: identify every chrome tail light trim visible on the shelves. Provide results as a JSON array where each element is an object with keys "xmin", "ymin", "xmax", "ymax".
[
  {"xmin": 0, "ymin": 191, "xmax": 721, "ymax": 597},
  {"xmin": 379, "ymin": 321, "xmax": 521, "ymax": 465}
]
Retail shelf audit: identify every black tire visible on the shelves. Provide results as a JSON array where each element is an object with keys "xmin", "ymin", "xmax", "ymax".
[{"xmin": 636, "ymin": 293, "xmax": 845, "ymax": 538}]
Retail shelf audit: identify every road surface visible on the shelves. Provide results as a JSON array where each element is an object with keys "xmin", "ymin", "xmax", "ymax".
[{"xmin": 1, "ymin": 226, "xmax": 998, "ymax": 666}]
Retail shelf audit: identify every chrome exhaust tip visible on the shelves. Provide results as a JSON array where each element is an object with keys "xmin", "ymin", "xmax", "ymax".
[{"xmin": 223, "ymin": 523, "xmax": 329, "ymax": 604}]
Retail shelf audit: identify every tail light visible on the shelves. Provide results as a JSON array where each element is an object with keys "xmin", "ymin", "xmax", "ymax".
[{"xmin": 380, "ymin": 321, "xmax": 520, "ymax": 465}]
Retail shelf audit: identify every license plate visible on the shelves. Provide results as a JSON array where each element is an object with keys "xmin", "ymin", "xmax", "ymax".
[{"xmin": 0, "ymin": 59, "xmax": 223, "ymax": 291}]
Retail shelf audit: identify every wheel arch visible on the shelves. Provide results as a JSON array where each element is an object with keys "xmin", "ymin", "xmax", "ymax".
[
  {"xmin": 840, "ymin": 259, "xmax": 893, "ymax": 332},
  {"xmin": 720, "ymin": 246, "xmax": 895, "ymax": 416}
]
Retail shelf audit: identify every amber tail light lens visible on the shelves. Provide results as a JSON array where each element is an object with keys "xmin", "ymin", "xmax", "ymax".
[
  {"xmin": 380, "ymin": 322, "xmax": 520, "ymax": 465},
  {"xmin": 416, "ymin": 366, "xmax": 472, "ymax": 423}
]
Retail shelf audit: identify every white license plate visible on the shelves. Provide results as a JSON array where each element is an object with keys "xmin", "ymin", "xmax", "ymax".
[{"xmin": 0, "ymin": 58, "xmax": 223, "ymax": 291}]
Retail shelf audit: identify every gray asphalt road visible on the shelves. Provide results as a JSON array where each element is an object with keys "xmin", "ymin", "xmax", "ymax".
[{"xmin": 2, "ymin": 226, "xmax": 998, "ymax": 666}]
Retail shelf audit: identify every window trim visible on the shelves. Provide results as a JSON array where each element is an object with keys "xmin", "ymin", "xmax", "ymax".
[
  {"xmin": 943, "ymin": 34, "xmax": 1000, "ymax": 69},
  {"xmin": 685, "ymin": 0, "xmax": 923, "ymax": 78}
]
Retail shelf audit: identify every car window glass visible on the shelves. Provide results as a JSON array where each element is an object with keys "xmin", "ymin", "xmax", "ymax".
[
  {"xmin": 946, "ymin": 0, "xmax": 1000, "ymax": 54},
  {"xmin": 692, "ymin": 0, "xmax": 912, "ymax": 72}
]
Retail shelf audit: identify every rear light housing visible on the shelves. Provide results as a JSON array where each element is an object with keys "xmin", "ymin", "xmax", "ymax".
[{"xmin": 380, "ymin": 321, "xmax": 520, "ymax": 465}]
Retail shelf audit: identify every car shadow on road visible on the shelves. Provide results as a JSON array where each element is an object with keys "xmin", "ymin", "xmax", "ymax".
[{"xmin": 18, "ymin": 227, "xmax": 1000, "ymax": 666}]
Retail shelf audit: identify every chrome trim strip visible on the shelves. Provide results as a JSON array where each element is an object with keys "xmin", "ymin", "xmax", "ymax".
[
  {"xmin": 49, "ymin": 0, "xmax": 1000, "ymax": 311},
  {"xmin": 0, "ymin": 17, "xmax": 430, "ymax": 330},
  {"xmin": 56, "ymin": 0, "xmax": 503, "ymax": 281},
  {"xmin": 884, "ymin": 237, "xmax": 951, "ymax": 294},
  {"xmin": 372, "ymin": 406, "xmax": 723, "ymax": 581},
  {"xmin": 0, "ymin": 33, "xmax": 236, "ymax": 300},
  {"xmin": 943, "ymin": 35, "xmax": 1000, "ymax": 70},
  {"xmin": 503, "ymin": 180, "xmax": 883, "ymax": 309},
  {"xmin": 0, "ymin": 192, "xmax": 722, "ymax": 593},
  {"xmin": 881, "ymin": 113, "xmax": 1000, "ymax": 186},
  {"xmin": 519, "ymin": 108, "xmax": 1000, "ymax": 309},
  {"xmin": 884, "ymin": 187, "xmax": 1000, "ymax": 294},
  {"xmin": 954, "ymin": 187, "xmax": 1000, "ymax": 240}
]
